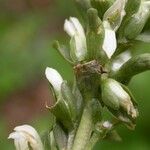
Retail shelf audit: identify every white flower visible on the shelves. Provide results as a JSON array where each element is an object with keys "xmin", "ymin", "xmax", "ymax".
[
  {"xmin": 112, "ymin": 51, "xmax": 131, "ymax": 71},
  {"xmin": 64, "ymin": 17, "xmax": 87, "ymax": 61},
  {"xmin": 102, "ymin": 0, "xmax": 127, "ymax": 59},
  {"xmin": 45, "ymin": 67, "xmax": 63, "ymax": 94},
  {"xmin": 8, "ymin": 125, "xmax": 44, "ymax": 150}
]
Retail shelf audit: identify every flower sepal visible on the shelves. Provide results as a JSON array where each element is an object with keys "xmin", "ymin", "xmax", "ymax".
[
  {"xmin": 53, "ymin": 41, "xmax": 73, "ymax": 64},
  {"xmin": 124, "ymin": 1, "xmax": 150, "ymax": 39}
]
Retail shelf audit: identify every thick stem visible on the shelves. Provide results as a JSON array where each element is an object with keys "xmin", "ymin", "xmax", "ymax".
[
  {"xmin": 72, "ymin": 102, "xmax": 94, "ymax": 150},
  {"xmin": 67, "ymin": 129, "xmax": 76, "ymax": 150},
  {"xmin": 85, "ymin": 133, "xmax": 100, "ymax": 150}
]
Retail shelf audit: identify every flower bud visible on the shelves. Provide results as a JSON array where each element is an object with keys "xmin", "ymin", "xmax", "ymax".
[
  {"xmin": 101, "ymin": 78, "xmax": 138, "ymax": 126},
  {"xmin": 45, "ymin": 67, "xmax": 63, "ymax": 96},
  {"xmin": 45, "ymin": 67, "xmax": 75, "ymax": 130},
  {"xmin": 124, "ymin": 1, "xmax": 150, "ymax": 39},
  {"xmin": 86, "ymin": 8, "xmax": 107, "ymax": 61},
  {"xmin": 8, "ymin": 125, "xmax": 44, "ymax": 150},
  {"xmin": 103, "ymin": 0, "xmax": 126, "ymax": 31},
  {"xmin": 64, "ymin": 17, "xmax": 87, "ymax": 62}
]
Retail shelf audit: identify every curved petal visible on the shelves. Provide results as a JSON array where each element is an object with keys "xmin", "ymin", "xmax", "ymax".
[
  {"xmin": 112, "ymin": 51, "xmax": 131, "ymax": 71},
  {"xmin": 69, "ymin": 17, "xmax": 85, "ymax": 38},
  {"xmin": 9, "ymin": 125, "xmax": 44, "ymax": 150},
  {"xmin": 109, "ymin": 79, "xmax": 130, "ymax": 101},
  {"xmin": 8, "ymin": 132, "xmax": 29, "ymax": 150},
  {"xmin": 45, "ymin": 67, "xmax": 63, "ymax": 94},
  {"xmin": 102, "ymin": 28, "xmax": 117, "ymax": 58},
  {"xmin": 64, "ymin": 19, "xmax": 76, "ymax": 37}
]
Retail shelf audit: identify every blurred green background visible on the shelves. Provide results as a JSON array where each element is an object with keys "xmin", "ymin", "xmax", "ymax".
[{"xmin": 0, "ymin": 0, "xmax": 150, "ymax": 149}]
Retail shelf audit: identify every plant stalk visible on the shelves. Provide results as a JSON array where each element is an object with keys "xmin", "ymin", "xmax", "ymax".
[
  {"xmin": 85, "ymin": 133, "xmax": 100, "ymax": 150},
  {"xmin": 72, "ymin": 102, "xmax": 94, "ymax": 150}
]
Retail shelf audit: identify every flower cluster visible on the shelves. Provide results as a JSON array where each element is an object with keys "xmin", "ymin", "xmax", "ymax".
[{"xmin": 9, "ymin": 0, "xmax": 150, "ymax": 150}]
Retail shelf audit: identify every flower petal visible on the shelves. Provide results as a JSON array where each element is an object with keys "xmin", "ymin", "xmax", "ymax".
[
  {"xmin": 112, "ymin": 51, "xmax": 131, "ymax": 71},
  {"xmin": 9, "ymin": 125, "xmax": 44, "ymax": 150},
  {"xmin": 14, "ymin": 125, "xmax": 41, "ymax": 140},
  {"xmin": 45, "ymin": 67, "xmax": 63, "ymax": 93},
  {"xmin": 69, "ymin": 17, "xmax": 85, "ymax": 38},
  {"xmin": 109, "ymin": 79, "xmax": 130, "ymax": 101},
  {"xmin": 8, "ymin": 132, "xmax": 29, "ymax": 150},
  {"xmin": 64, "ymin": 19, "xmax": 76, "ymax": 37},
  {"xmin": 102, "ymin": 28, "xmax": 117, "ymax": 58}
]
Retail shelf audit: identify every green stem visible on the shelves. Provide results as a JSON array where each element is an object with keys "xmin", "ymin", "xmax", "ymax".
[
  {"xmin": 72, "ymin": 102, "xmax": 94, "ymax": 150},
  {"xmin": 85, "ymin": 133, "xmax": 100, "ymax": 150},
  {"xmin": 110, "ymin": 53, "xmax": 150, "ymax": 84},
  {"xmin": 67, "ymin": 129, "xmax": 76, "ymax": 150}
]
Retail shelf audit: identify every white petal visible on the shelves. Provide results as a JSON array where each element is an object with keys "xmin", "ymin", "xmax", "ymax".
[
  {"xmin": 10, "ymin": 125, "xmax": 44, "ymax": 150},
  {"xmin": 64, "ymin": 19, "xmax": 76, "ymax": 37},
  {"xmin": 136, "ymin": 32, "xmax": 150, "ymax": 43},
  {"xmin": 102, "ymin": 29, "xmax": 117, "ymax": 58},
  {"xmin": 112, "ymin": 51, "xmax": 131, "ymax": 71},
  {"xmin": 45, "ymin": 67, "xmax": 63, "ymax": 93},
  {"xmin": 8, "ymin": 132, "xmax": 29, "ymax": 150},
  {"xmin": 8, "ymin": 132, "xmax": 25, "ymax": 140},
  {"xmin": 74, "ymin": 35, "xmax": 87, "ymax": 61},
  {"xmin": 14, "ymin": 125, "xmax": 40, "ymax": 140},
  {"xmin": 69, "ymin": 17, "xmax": 85, "ymax": 37},
  {"xmin": 109, "ymin": 80, "xmax": 130, "ymax": 101}
]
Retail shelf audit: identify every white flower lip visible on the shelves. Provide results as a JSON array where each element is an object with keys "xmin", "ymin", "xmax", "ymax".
[
  {"xmin": 8, "ymin": 124, "xmax": 44, "ymax": 150},
  {"xmin": 64, "ymin": 17, "xmax": 87, "ymax": 61},
  {"xmin": 102, "ymin": 28, "xmax": 117, "ymax": 59},
  {"xmin": 45, "ymin": 67, "xmax": 63, "ymax": 93}
]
